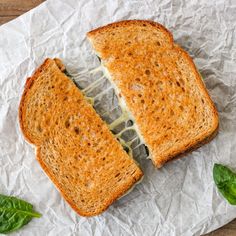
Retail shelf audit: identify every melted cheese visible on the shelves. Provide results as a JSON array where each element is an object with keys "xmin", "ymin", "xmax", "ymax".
[{"xmin": 72, "ymin": 63, "xmax": 150, "ymax": 160}]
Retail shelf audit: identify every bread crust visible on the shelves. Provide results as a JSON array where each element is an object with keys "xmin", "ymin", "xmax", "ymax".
[
  {"xmin": 87, "ymin": 19, "xmax": 173, "ymax": 42},
  {"xmin": 87, "ymin": 20, "xmax": 219, "ymax": 168},
  {"xmin": 19, "ymin": 58, "xmax": 143, "ymax": 216},
  {"xmin": 157, "ymin": 121, "xmax": 219, "ymax": 167},
  {"xmin": 19, "ymin": 58, "xmax": 52, "ymax": 145}
]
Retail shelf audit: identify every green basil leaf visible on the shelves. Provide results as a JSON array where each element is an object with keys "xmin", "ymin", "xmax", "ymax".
[
  {"xmin": 0, "ymin": 194, "xmax": 41, "ymax": 234},
  {"xmin": 213, "ymin": 163, "xmax": 236, "ymax": 205}
]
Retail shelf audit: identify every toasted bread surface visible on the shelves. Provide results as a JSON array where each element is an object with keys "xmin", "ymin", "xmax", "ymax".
[
  {"xmin": 19, "ymin": 58, "xmax": 143, "ymax": 216},
  {"xmin": 87, "ymin": 20, "xmax": 219, "ymax": 167}
]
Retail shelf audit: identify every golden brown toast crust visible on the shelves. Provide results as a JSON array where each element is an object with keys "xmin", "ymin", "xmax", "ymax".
[
  {"xmin": 87, "ymin": 20, "xmax": 173, "ymax": 42},
  {"xmin": 19, "ymin": 59, "xmax": 52, "ymax": 145},
  {"xmin": 161, "ymin": 121, "xmax": 219, "ymax": 167},
  {"xmin": 19, "ymin": 58, "xmax": 143, "ymax": 216},
  {"xmin": 87, "ymin": 20, "xmax": 219, "ymax": 168}
]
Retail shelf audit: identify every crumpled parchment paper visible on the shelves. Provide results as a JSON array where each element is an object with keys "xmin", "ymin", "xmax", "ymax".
[{"xmin": 0, "ymin": 0, "xmax": 236, "ymax": 235}]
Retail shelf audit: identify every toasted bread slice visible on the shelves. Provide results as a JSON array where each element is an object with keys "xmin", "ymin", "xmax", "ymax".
[
  {"xmin": 19, "ymin": 58, "xmax": 143, "ymax": 216},
  {"xmin": 87, "ymin": 20, "xmax": 219, "ymax": 168}
]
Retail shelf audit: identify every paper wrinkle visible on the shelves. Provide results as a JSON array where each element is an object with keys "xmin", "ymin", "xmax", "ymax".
[{"xmin": 0, "ymin": 0, "xmax": 236, "ymax": 235}]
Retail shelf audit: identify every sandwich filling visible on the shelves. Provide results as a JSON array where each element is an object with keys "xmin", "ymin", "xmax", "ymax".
[{"xmin": 70, "ymin": 60, "xmax": 150, "ymax": 162}]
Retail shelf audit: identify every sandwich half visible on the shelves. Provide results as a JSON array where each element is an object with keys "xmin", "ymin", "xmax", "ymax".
[
  {"xmin": 19, "ymin": 58, "xmax": 143, "ymax": 216},
  {"xmin": 87, "ymin": 20, "xmax": 219, "ymax": 168}
]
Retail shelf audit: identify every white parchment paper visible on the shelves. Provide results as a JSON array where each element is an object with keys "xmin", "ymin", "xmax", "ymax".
[{"xmin": 0, "ymin": 0, "xmax": 236, "ymax": 235}]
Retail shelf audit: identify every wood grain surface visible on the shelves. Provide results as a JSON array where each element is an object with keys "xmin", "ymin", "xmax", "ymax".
[
  {"xmin": 0, "ymin": 0, "xmax": 235, "ymax": 235},
  {"xmin": 0, "ymin": 0, "xmax": 45, "ymax": 24}
]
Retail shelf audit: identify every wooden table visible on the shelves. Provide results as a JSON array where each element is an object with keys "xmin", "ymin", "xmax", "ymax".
[{"xmin": 0, "ymin": 0, "xmax": 235, "ymax": 235}]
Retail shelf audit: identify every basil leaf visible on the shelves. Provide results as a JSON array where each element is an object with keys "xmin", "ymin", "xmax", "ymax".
[
  {"xmin": 213, "ymin": 163, "xmax": 236, "ymax": 205},
  {"xmin": 0, "ymin": 194, "xmax": 41, "ymax": 234}
]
